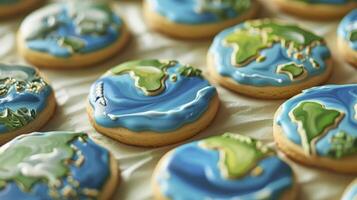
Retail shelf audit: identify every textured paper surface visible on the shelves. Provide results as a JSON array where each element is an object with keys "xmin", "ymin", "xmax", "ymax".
[{"xmin": 0, "ymin": 1, "xmax": 356, "ymax": 199}]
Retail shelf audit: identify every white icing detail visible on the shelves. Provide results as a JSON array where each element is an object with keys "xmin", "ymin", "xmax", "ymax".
[
  {"xmin": 0, "ymin": 70, "xmax": 28, "ymax": 81},
  {"xmin": 355, "ymin": 104, "xmax": 357, "ymax": 121}
]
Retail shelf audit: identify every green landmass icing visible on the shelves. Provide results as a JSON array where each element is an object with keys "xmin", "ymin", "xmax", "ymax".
[
  {"xmin": 110, "ymin": 60, "xmax": 176, "ymax": 95},
  {"xmin": 57, "ymin": 36, "xmax": 86, "ymax": 53},
  {"xmin": 328, "ymin": 132, "xmax": 357, "ymax": 159},
  {"xmin": 199, "ymin": 0, "xmax": 250, "ymax": 19},
  {"xmin": 0, "ymin": 132, "xmax": 85, "ymax": 191},
  {"xmin": 0, "ymin": 108, "xmax": 36, "ymax": 131},
  {"xmin": 348, "ymin": 30, "xmax": 357, "ymax": 42},
  {"xmin": 224, "ymin": 20, "xmax": 322, "ymax": 66},
  {"xmin": 177, "ymin": 65, "xmax": 202, "ymax": 78},
  {"xmin": 277, "ymin": 62, "xmax": 304, "ymax": 80},
  {"xmin": 292, "ymin": 101, "xmax": 342, "ymax": 154},
  {"xmin": 0, "ymin": 180, "xmax": 5, "ymax": 188},
  {"xmin": 200, "ymin": 133, "xmax": 273, "ymax": 179}
]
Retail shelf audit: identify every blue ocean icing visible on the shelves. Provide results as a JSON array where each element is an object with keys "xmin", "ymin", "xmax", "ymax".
[
  {"xmin": 0, "ymin": 132, "xmax": 111, "ymax": 200},
  {"xmin": 155, "ymin": 141, "xmax": 294, "ymax": 200},
  {"xmin": 147, "ymin": 0, "xmax": 251, "ymax": 24},
  {"xmin": 88, "ymin": 60, "xmax": 217, "ymax": 132},
  {"xmin": 0, "ymin": 64, "xmax": 53, "ymax": 134},
  {"xmin": 342, "ymin": 180, "xmax": 357, "ymax": 200},
  {"xmin": 209, "ymin": 21, "xmax": 331, "ymax": 87},
  {"xmin": 276, "ymin": 84, "xmax": 357, "ymax": 157},
  {"xmin": 338, "ymin": 9, "xmax": 357, "ymax": 50},
  {"xmin": 21, "ymin": 3, "xmax": 123, "ymax": 57}
]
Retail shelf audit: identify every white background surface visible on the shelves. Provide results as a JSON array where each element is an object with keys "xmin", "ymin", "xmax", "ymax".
[{"xmin": 0, "ymin": 0, "xmax": 356, "ymax": 199}]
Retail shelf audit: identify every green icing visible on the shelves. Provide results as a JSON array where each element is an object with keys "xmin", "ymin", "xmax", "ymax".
[
  {"xmin": 0, "ymin": 132, "xmax": 85, "ymax": 191},
  {"xmin": 200, "ymin": 133, "xmax": 273, "ymax": 179},
  {"xmin": 292, "ymin": 101, "xmax": 343, "ymax": 154},
  {"xmin": 0, "ymin": 108, "xmax": 36, "ymax": 131},
  {"xmin": 277, "ymin": 62, "xmax": 305, "ymax": 80},
  {"xmin": 0, "ymin": 180, "xmax": 5, "ymax": 189},
  {"xmin": 224, "ymin": 19, "xmax": 322, "ymax": 66},
  {"xmin": 198, "ymin": 0, "xmax": 250, "ymax": 20},
  {"xmin": 328, "ymin": 132, "xmax": 357, "ymax": 159},
  {"xmin": 348, "ymin": 30, "xmax": 357, "ymax": 42},
  {"xmin": 177, "ymin": 65, "xmax": 202, "ymax": 78},
  {"xmin": 110, "ymin": 60, "xmax": 177, "ymax": 96},
  {"xmin": 57, "ymin": 36, "xmax": 86, "ymax": 53}
]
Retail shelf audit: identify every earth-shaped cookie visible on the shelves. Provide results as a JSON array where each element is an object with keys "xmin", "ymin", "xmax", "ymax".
[
  {"xmin": 88, "ymin": 59, "xmax": 219, "ymax": 147},
  {"xmin": 208, "ymin": 19, "xmax": 332, "ymax": 99},
  {"xmin": 338, "ymin": 9, "xmax": 357, "ymax": 67},
  {"xmin": 18, "ymin": 2, "xmax": 129, "ymax": 69},
  {"xmin": 274, "ymin": 84, "xmax": 357, "ymax": 173},
  {"xmin": 152, "ymin": 133, "xmax": 297, "ymax": 200},
  {"xmin": 0, "ymin": 64, "xmax": 55, "ymax": 144},
  {"xmin": 144, "ymin": 0, "xmax": 259, "ymax": 39}
]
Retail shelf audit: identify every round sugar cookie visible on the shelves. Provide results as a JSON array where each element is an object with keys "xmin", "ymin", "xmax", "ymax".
[
  {"xmin": 0, "ymin": 64, "xmax": 56, "ymax": 144},
  {"xmin": 0, "ymin": 0, "xmax": 43, "ymax": 19},
  {"xmin": 18, "ymin": 2, "xmax": 130, "ymax": 69},
  {"xmin": 274, "ymin": 84, "xmax": 357, "ymax": 173},
  {"xmin": 143, "ymin": 0, "xmax": 259, "ymax": 39},
  {"xmin": 87, "ymin": 59, "xmax": 219, "ymax": 147},
  {"xmin": 0, "ymin": 131, "xmax": 118, "ymax": 200},
  {"xmin": 342, "ymin": 179, "xmax": 357, "ymax": 200},
  {"xmin": 208, "ymin": 19, "xmax": 332, "ymax": 99},
  {"xmin": 338, "ymin": 9, "xmax": 357, "ymax": 67},
  {"xmin": 272, "ymin": 0, "xmax": 357, "ymax": 20},
  {"xmin": 152, "ymin": 133, "xmax": 297, "ymax": 200}
]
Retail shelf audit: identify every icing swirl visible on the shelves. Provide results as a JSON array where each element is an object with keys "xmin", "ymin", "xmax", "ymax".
[
  {"xmin": 88, "ymin": 59, "xmax": 217, "ymax": 132},
  {"xmin": 155, "ymin": 133, "xmax": 294, "ymax": 200},
  {"xmin": 209, "ymin": 19, "xmax": 331, "ymax": 86},
  {"xmin": 276, "ymin": 84, "xmax": 357, "ymax": 158},
  {"xmin": 338, "ymin": 9, "xmax": 357, "ymax": 50},
  {"xmin": 19, "ymin": 2, "xmax": 123, "ymax": 57}
]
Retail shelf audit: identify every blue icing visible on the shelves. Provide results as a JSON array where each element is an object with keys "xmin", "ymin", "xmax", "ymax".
[
  {"xmin": 156, "ymin": 141, "xmax": 294, "ymax": 200},
  {"xmin": 148, "ymin": 0, "xmax": 251, "ymax": 24},
  {"xmin": 342, "ymin": 180, "xmax": 357, "ymax": 200},
  {"xmin": 88, "ymin": 60, "xmax": 217, "ymax": 132},
  {"xmin": 338, "ymin": 9, "xmax": 357, "ymax": 50},
  {"xmin": 23, "ymin": 3, "xmax": 123, "ymax": 57},
  {"xmin": 209, "ymin": 21, "xmax": 331, "ymax": 87},
  {"xmin": 0, "ymin": 133, "xmax": 111, "ymax": 200},
  {"xmin": 276, "ymin": 84, "xmax": 357, "ymax": 157},
  {"xmin": 0, "ymin": 64, "xmax": 52, "ymax": 134}
]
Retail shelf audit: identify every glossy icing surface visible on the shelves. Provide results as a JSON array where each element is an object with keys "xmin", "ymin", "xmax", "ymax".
[
  {"xmin": 89, "ymin": 59, "xmax": 217, "ymax": 132},
  {"xmin": 0, "ymin": 64, "xmax": 52, "ymax": 134},
  {"xmin": 209, "ymin": 19, "xmax": 331, "ymax": 86},
  {"xmin": 338, "ymin": 9, "xmax": 357, "ymax": 50},
  {"xmin": 0, "ymin": 131, "xmax": 111, "ymax": 200},
  {"xmin": 147, "ymin": 0, "xmax": 252, "ymax": 24},
  {"xmin": 342, "ymin": 179, "xmax": 357, "ymax": 200},
  {"xmin": 155, "ymin": 133, "xmax": 294, "ymax": 200},
  {"xmin": 276, "ymin": 84, "xmax": 357, "ymax": 158},
  {"xmin": 20, "ymin": 2, "xmax": 123, "ymax": 57}
]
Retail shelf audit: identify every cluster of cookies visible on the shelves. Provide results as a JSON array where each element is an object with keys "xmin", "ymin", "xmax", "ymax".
[{"xmin": 0, "ymin": 0, "xmax": 356, "ymax": 200}]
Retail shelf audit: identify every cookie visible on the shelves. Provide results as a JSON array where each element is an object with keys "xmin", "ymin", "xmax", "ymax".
[
  {"xmin": 274, "ymin": 84, "xmax": 357, "ymax": 173},
  {"xmin": 208, "ymin": 19, "xmax": 332, "ymax": 99},
  {"xmin": 0, "ymin": 131, "xmax": 118, "ymax": 200},
  {"xmin": 342, "ymin": 179, "xmax": 357, "ymax": 200},
  {"xmin": 143, "ymin": 0, "xmax": 258, "ymax": 39},
  {"xmin": 0, "ymin": 0, "xmax": 43, "ymax": 19},
  {"xmin": 18, "ymin": 2, "xmax": 129, "ymax": 69},
  {"xmin": 272, "ymin": 0, "xmax": 357, "ymax": 20},
  {"xmin": 0, "ymin": 64, "xmax": 56, "ymax": 144},
  {"xmin": 87, "ymin": 59, "xmax": 219, "ymax": 147},
  {"xmin": 152, "ymin": 133, "xmax": 297, "ymax": 200},
  {"xmin": 338, "ymin": 9, "xmax": 357, "ymax": 67}
]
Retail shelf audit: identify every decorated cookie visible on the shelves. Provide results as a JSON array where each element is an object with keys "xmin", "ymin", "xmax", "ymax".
[
  {"xmin": 342, "ymin": 179, "xmax": 357, "ymax": 200},
  {"xmin": 272, "ymin": 0, "xmax": 357, "ymax": 20},
  {"xmin": 0, "ymin": 0, "xmax": 43, "ymax": 19},
  {"xmin": 338, "ymin": 9, "xmax": 357, "ymax": 67},
  {"xmin": 87, "ymin": 59, "xmax": 219, "ymax": 147},
  {"xmin": 274, "ymin": 84, "xmax": 357, "ymax": 173},
  {"xmin": 208, "ymin": 19, "xmax": 332, "ymax": 99},
  {"xmin": 0, "ymin": 64, "xmax": 56, "ymax": 144},
  {"xmin": 0, "ymin": 131, "xmax": 118, "ymax": 200},
  {"xmin": 18, "ymin": 2, "xmax": 129, "ymax": 69},
  {"xmin": 152, "ymin": 133, "xmax": 297, "ymax": 200},
  {"xmin": 144, "ymin": 0, "xmax": 258, "ymax": 39}
]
